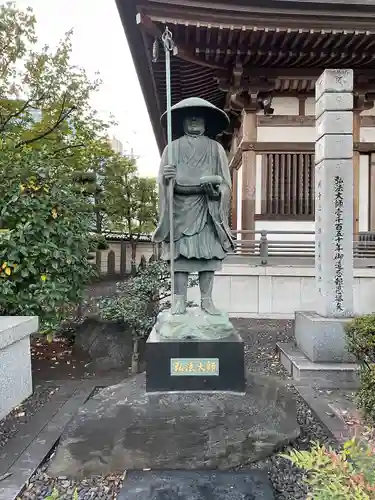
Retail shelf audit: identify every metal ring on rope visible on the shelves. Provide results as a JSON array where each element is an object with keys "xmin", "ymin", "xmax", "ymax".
[{"xmin": 162, "ymin": 27, "xmax": 174, "ymax": 52}]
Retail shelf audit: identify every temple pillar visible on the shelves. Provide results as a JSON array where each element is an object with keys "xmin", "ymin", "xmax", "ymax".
[
  {"xmin": 370, "ymin": 153, "xmax": 375, "ymax": 231},
  {"xmin": 353, "ymin": 110, "xmax": 360, "ymax": 238},
  {"xmin": 231, "ymin": 167, "xmax": 238, "ymax": 230},
  {"xmin": 241, "ymin": 110, "xmax": 257, "ymax": 235}
]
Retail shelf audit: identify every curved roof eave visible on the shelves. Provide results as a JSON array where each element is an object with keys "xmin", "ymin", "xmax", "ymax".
[{"xmin": 115, "ymin": 0, "xmax": 166, "ymax": 152}]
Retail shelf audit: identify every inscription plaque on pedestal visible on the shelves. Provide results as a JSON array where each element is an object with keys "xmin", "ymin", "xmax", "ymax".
[{"xmin": 170, "ymin": 358, "xmax": 219, "ymax": 376}]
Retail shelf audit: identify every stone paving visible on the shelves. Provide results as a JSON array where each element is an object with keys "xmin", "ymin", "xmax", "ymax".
[
  {"xmin": 0, "ymin": 319, "xmax": 367, "ymax": 500},
  {"xmin": 297, "ymin": 386, "xmax": 366, "ymax": 443}
]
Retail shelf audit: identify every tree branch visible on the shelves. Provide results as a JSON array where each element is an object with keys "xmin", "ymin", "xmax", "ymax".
[
  {"xmin": 13, "ymin": 92, "xmax": 75, "ymax": 148},
  {"xmin": 0, "ymin": 93, "xmax": 49, "ymax": 133},
  {"xmin": 51, "ymin": 143, "xmax": 85, "ymax": 156},
  {"xmin": 0, "ymin": 98, "xmax": 33, "ymax": 132}
]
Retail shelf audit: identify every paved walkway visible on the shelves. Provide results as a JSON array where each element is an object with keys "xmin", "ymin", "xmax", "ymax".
[{"xmin": 0, "ymin": 374, "xmax": 126, "ymax": 500}]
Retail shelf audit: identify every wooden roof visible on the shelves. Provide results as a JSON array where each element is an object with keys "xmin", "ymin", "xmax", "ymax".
[{"xmin": 116, "ymin": 0, "xmax": 375, "ymax": 152}]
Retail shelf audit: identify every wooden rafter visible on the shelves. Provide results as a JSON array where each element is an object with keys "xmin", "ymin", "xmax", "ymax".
[
  {"xmin": 136, "ymin": 13, "xmax": 227, "ymax": 71},
  {"xmin": 117, "ymin": 0, "xmax": 375, "ymax": 152}
]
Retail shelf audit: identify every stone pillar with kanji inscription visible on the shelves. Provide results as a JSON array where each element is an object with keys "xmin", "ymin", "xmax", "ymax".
[
  {"xmin": 294, "ymin": 69, "xmax": 355, "ymax": 365},
  {"xmin": 314, "ymin": 69, "xmax": 354, "ymax": 317}
]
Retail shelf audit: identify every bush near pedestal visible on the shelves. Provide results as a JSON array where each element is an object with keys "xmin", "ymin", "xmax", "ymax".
[
  {"xmin": 345, "ymin": 314, "xmax": 375, "ymax": 423},
  {"xmin": 98, "ymin": 260, "xmax": 198, "ymax": 372}
]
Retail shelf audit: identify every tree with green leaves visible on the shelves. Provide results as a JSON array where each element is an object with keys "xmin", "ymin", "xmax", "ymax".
[
  {"xmin": 0, "ymin": 147, "xmax": 96, "ymax": 332},
  {"xmin": 0, "ymin": 2, "xmax": 157, "ymax": 234},
  {"xmin": 102, "ymin": 154, "xmax": 158, "ymax": 272},
  {"xmin": 0, "ymin": 3, "xmax": 111, "ymax": 330},
  {"xmin": 0, "ymin": 3, "xmax": 158, "ymax": 331},
  {"xmin": 0, "ymin": 2, "xmax": 104, "ymax": 152}
]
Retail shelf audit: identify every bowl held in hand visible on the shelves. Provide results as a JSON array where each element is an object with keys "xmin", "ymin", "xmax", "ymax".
[{"xmin": 200, "ymin": 175, "xmax": 222, "ymax": 186}]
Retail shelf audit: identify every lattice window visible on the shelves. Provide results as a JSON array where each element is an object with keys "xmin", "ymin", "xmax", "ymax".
[{"xmin": 261, "ymin": 153, "xmax": 315, "ymax": 219}]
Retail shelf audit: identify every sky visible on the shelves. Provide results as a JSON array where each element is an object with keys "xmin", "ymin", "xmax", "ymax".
[{"xmin": 14, "ymin": 0, "xmax": 160, "ymax": 177}]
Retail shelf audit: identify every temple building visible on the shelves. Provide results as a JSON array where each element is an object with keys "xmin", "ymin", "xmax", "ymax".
[{"xmin": 116, "ymin": 0, "xmax": 375, "ymax": 243}]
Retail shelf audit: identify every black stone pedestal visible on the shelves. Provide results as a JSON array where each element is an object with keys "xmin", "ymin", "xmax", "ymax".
[{"xmin": 146, "ymin": 328, "xmax": 245, "ymax": 393}]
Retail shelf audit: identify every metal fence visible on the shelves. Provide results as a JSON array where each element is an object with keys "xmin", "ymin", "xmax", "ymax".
[{"xmin": 228, "ymin": 230, "xmax": 375, "ymax": 267}]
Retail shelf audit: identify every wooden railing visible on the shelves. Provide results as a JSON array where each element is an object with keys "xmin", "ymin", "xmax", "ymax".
[{"xmin": 230, "ymin": 230, "xmax": 375, "ymax": 267}]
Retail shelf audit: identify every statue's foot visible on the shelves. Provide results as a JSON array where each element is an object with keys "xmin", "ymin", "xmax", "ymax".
[
  {"xmin": 171, "ymin": 294, "xmax": 187, "ymax": 315},
  {"xmin": 201, "ymin": 297, "xmax": 221, "ymax": 316}
]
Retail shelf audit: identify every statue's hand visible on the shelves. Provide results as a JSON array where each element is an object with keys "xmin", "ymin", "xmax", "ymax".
[
  {"xmin": 163, "ymin": 164, "xmax": 176, "ymax": 183},
  {"xmin": 201, "ymin": 181, "xmax": 220, "ymax": 199}
]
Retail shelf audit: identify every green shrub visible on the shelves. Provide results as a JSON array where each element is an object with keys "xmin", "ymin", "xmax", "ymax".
[
  {"xmin": 283, "ymin": 435, "xmax": 375, "ymax": 499},
  {"xmin": 0, "ymin": 148, "xmax": 96, "ymax": 332},
  {"xmin": 98, "ymin": 259, "xmax": 198, "ymax": 338},
  {"xmin": 346, "ymin": 314, "xmax": 375, "ymax": 363},
  {"xmin": 356, "ymin": 365, "xmax": 375, "ymax": 423},
  {"xmin": 346, "ymin": 314, "xmax": 375, "ymax": 422},
  {"xmin": 98, "ymin": 260, "xmax": 198, "ymax": 372},
  {"xmin": 44, "ymin": 488, "xmax": 78, "ymax": 499}
]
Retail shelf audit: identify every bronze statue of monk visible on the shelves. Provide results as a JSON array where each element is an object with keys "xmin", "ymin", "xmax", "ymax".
[{"xmin": 153, "ymin": 97, "xmax": 234, "ymax": 317}]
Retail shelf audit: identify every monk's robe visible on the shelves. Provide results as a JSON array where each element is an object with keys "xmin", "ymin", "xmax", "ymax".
[{"xmin": 153, "ymin": 134, "xmax": 234, "ymax": 273}]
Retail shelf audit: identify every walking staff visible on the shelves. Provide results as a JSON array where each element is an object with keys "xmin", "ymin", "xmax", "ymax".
[{"xmin": 156, "ymin": 27, "xmax": 177, "ymax": 311}]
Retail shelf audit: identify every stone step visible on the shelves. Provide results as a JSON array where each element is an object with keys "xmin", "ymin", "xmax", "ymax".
[
  {"xmin": 117, "ymin": 470, "xmax": 275, "ymax": 500},
  {"xmin": 277, "ymin": 341, "xmax": 359, "ymax": 389}
]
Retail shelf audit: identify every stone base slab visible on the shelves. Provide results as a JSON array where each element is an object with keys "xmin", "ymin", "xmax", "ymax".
[
  {"xmin": 278, "ymin": 341, "xmax": 359, "ymax": 389},
  {"xmin": 294, "ymin": 311, "xmax": 355, "ymax": 363},
  {"xmin": 146, "ymin": 327, "xmax": 245, "ymax": 393},
  {"xmin": 0, "ymin": 317, "xmax": 38, "ymax": 420},
  {"xmin": 118, "ymin": 470, "xmax": 275, "ymax": 500},
  {"xmin": 48, "ymin": 372, "xmax": 300, "ymax": 478}
]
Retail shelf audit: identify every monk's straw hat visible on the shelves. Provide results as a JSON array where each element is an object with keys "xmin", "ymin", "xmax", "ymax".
[{"xmin": 160, "ymin": 97, "xmax": 229, "ymax": 139}]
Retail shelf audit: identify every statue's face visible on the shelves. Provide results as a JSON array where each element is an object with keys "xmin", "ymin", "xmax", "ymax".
[{"xmin": 183, "ymin": 116, "xmax": 205, "ymax": 135}]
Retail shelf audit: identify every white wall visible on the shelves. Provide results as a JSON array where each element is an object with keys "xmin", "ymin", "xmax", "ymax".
[
  {"xmin": 263, "ymin": 95, "xmax": 375, "ymax": 118},
  {"xmin": 259, "ymin": 125, "xmax": 375, "ymax": 144},
  {"xmin": 257, "ymin": 126, "xmax": 314, "ymax": 142},
  {"xmin": 359, "ymin": 154, "xmax": 370, "ymax": 232},
  {"xmin": 305, "ymin": 97, "xmax": 315, "ymax": 116},
  {"xmin": 360, "ymin": 128, "xmax": 375, "ymax": 142},
  {"xmin": 236, "ymin": 163, "xmax": 243, "ymax": 235},
  {"xmin": 188, "ymin": 264, "xmax": 375, "ymax": 318},
  {"xmin": 254, "ymin": 221, "xmax": 315, "ymax": 240},
  {"xmin": 99, "ymin": 241, "xmax": 156, "ymax": 274},
  {"xmin": 255, "ymin": 154, "xmax": 262, "ymax": 214},
  {"xmin": 244, "ymin": 96, "xmax": 372, "ymax": 236},
  {"xmin": 256, "ymin": 96, "xmax": 375, "ymax": 143}
]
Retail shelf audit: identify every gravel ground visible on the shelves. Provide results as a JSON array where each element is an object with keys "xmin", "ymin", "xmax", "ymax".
[
  {"xmin": 247, "ymin": 390, "xmax": 335, "ymax": 500},
  {"xmin": 21, "ymin": 468, "xmax": 125, "ymax": 500},
  {"xmin": 17, "ymin": 319, "xmax": 337, "ymax": 500},
  {"xmin": 235, "ymin": 319, "xmax": 336, "ymax": 500},
  {"xmin": 0, "ymin": 384, "xmax": 58, "ymax": 449}
]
